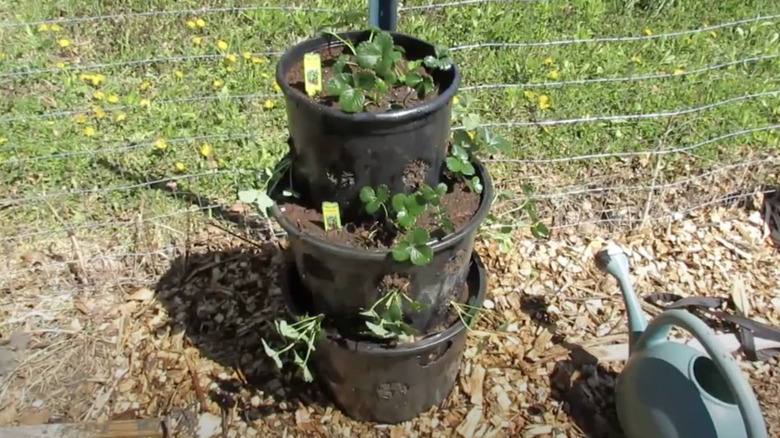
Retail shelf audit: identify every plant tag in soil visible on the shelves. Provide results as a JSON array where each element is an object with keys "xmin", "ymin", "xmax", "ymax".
[
  {"xmin": 321, "ymin": 201, "xmax": 342, "ymax": 231},
  {"xmin": 303, "ymin": 52, "xmax": 322, "ymax": 96}
]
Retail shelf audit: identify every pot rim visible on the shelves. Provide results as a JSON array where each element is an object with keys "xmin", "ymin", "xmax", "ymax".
[
  {"xmin": 281, "ymin": 251, "xmax": 487, "ymax": 356},
  {"xmin": 269, "ymin": 157, "xmax": 494, "ymax": 261},
  {"xmin": 275, "ymin": 29, "xmax": 461, "ymax": 123}
]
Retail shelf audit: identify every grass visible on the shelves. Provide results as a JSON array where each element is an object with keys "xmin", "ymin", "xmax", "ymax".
[{"xmin": 0, "ymin": 0, "xmax": 779, "ymax": 252}]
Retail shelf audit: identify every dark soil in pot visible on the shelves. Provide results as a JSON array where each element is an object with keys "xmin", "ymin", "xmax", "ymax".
[
  {"xmin": 268, "ymin": 154, "xmax": 493, "ymax": 334},
  {"xmin": 279, "ymin": 251, "xmax": 487, "ymax": 423},
  {"xmin": 275, "ymin": 30, "xmax": 460, "ymax": 215}
]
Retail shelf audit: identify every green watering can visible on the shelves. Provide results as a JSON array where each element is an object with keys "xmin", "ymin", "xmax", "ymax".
[{"xmin": 594, "ymin": 242, "xmax": 768, "ymax": 438}]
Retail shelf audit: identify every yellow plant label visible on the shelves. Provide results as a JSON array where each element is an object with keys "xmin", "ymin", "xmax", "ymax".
[
  {"xmin": 321, "ymin": 202, "xmax": 342, "ymax": 231},
  {"xmin": 303, "ymin": 52, "xmax": 322, "ymax": 96}
]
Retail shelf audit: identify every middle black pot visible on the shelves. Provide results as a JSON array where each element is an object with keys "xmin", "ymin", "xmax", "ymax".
[
  {"xmin": 275, "ymin": 30, "xmax": 461, "ymax": 216},
  {"xmin": 270, "ymin": 158, "xmax": 493, "ymax": 333}
]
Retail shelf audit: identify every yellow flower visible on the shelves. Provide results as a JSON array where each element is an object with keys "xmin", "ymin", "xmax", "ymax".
[
  {"xmin": 543, "ymin": 57, "xmax": 554, "ymax": 66},
  {"xmin": 154, "ymin": 138, "xmax": 167, "ymax": 150},
  {"xmin": 643, "ymin": 27, "xmax": 653, "ymax": 36},
  {"xmin": 213, "ymin": 79, "xmax": 224, "ymax": 88},
  {"xmin": 467, "ymin": 131, "xmax": 476, "ymax": 141},
  {"xmin": 174, "ymin": 70, "xmax": 184, "ymax": 79},
  {"xmin": 453, "ymin": 96, "xmax": 460, "ymax": 105},
  {"xmin": 75, "ymin": 114, "xmax": 87, "ymax": 124},
  {"xmin": 271, "ymin": 80, "xmax": 281, "ymax": 92},
  {"xmin": 140, "ymin": 80, "xmax": 151, "ymax": 91},
  {"xmin": 196, "ymin": 18, "xmax": 205, "ymax": 28},
  {"xmin": 631, "ymin": 55, "xmax": 642, "ymax": 63},
  {"xmin": 92, "ymin": 106, "xmax": 105, "ymax": 119},
  {"xmin": 186, "ymin": 20, "xmax": 196, "ymax": 29},
  {"xmin": 140, "ymin": 98, "xmax": 151, "ymax": 107},
  {"xmin": 226, "ymin": 66, "xmax": 234, "ymax": 73},
  {"xmin": 524, "ymin": 90, "xmax": 536, "ymax": 101},
  {"xmin": 0, "ymin": 137, "xmax": 7, "ymax": 144},
  {"xmin": 80, "ymin": 73, "xmax": 105, "ymax": 86},
  {"xmin": 83, "ymin": 126, "xmax": 96, "ymax": 137},
  {"xmin": 538, "ymin": 94, "xmax": 551, "ymax": 110},
  {"xmin": 199, "ymin": 143, "xmax": 213, "ymax": 157},
  {"xmin": 37, "ymin": 23, "xmax": 50, "ymax": 32},
  {"xmin": 710, "ymin": 31, "xmax": 717, "ymax": 38},
  {"xmin": 547, "ymin": 71, "xmax": 560, "ymax": 80},
  {"xmin": 242, "ymin": 51, "xmax": 252, "ymax": 60},
  {"xmin": 225, "ymin": 54, "xmax": 237, "ymax": 63},
  {"xmin": 50, "ymin": 24, "xmax": 61, "ymax": 32},
  {"xmin": 0, "ymin": 52, "xmax": 5, "ymax": 60},
  {"xmin": 673, "ymin": 68, "xmax": 684, "ymax": 75},
  {"xmin": 115, "ymin": 112, "xmax": 127, "ymax": 122},
  {"xmin": 174, "ymin": 162, "xmax": 185, "ymax": 172},
  {"xmin": 263, "ymin": 99, "xmax": 276, "ymax": 109},
  {"xmin": 56, "ymin": 61, "xmax": 66, "ymax": 68},
  {"xmin": 107, "ymin": 94, "xmax": 119, "ymax": 103},
  {"xmin": 92, "ymin": 90, "xmax": 105, "ymax": 100},
  {"xmin": 57, "ymin": 38, "xmax": 70, "ymax": 48},
  {"xmin": 217, "ymin": 40, "xmax": 228, "ymax": 50},
  {"xmin": 192, "ymin": 36, "xmax": 203, "ymax": 46},
  {"xmin": 251, "ymin": 56, "xmax": 265, "ymax": 64},
  {"xmin": 261, "ymin": 73, "xmax": 269, "ymax": 79}
]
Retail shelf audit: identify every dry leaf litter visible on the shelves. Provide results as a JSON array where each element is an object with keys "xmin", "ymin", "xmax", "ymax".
[{"xmin": 0, "ymin": 192, "xmax": 778, "ymax": 438}]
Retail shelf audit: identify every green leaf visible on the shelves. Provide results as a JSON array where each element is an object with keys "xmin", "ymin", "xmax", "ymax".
[
  {"xmin": 453, "ymin": 130, "xmax": 475, "ymax": 150},
  {"xmin": 403, "ymin": 72, "xmax": 423, "ymax": 87},
  {"xmin": 416, "ymin": 76, "xmax": 435, "ymax": 99},
  {"xmin": 338, "ymin": 88, "xmax": 365, "ymax": 113},
  {"xmin": 446, "ymin": 156, "xmax": 475, "ymax": 175},
  {"xmin": 391, "ymin": 193, "xmax": 407, "ymax": 213},
  {"xmin": 462, "ymin": 114, "xmax": 481, "ymax": 131},
  {"xmin": 355, "ymin": 41, "xmax": 382, "ymax": 68},
  {"xmin": 375, "ymin": 56, "xmax": 395, "ymax": 78},
  {"xmin": 366, "ymin": 321, "xmax": 390, "ymax": 337},
  {"xmin": 531, "ymin": 222, "xmax": 550, "ymax": 238},
  {"xmin": 326, "ymin": 73, "xmax": 352, "ymax": 96},
  {"xmin": 405, "ymin": 194, "xmax": 426, "ymax": 217},
  {"xmin": 477, "ymin": 127, "xmax": 510, "ymax": 153},
  {"xmin": 434, "ymin": 44, "xmax": 450, "ymax": 59},
  {"xmin": 397, "ymin": 212, "xmax": 416, "ymax": 229},
  {"xmin": 375, "ymin": 185, "xmax": 389, "ymax": 202},
  {"xmin": 386, "ymin": 301, "xmax": 403, "ymax": 322},
  {"xmin": 255, "ymin": 193, "xmax": 275, "ymax": 217},
  {"xmin": 409, "ymin": 244, "xmax": 433, "ymax": 266},
  {"xmin": 466, "ymin": 176, "xmax": 483, "ymax": 194},
  {"xmin": 380, "ymin": 70, "xmax": 397, "ymax": 86},
  {"xmin": 302, "ymin": 365, "xmax": 314, "ymax": 382},
  {"xmin": 392, "ymin": 241, "xmax": 411, "ymax": 261},
  {"xmin": 376, "ymin": 77, "xmax": 389, "ymax": 94},
  {"xmin": 409, "ymin": 227, "xmax": 430, "ymax": 245},
  {"xmin": 374, "ymin": 32, "xmax": 394, "ymax": 54},
  {"xmin": 407, "ymin": 60, "xmax": 422, "ymax": 71},
  {"xmin": 261, "ymin": 339, "xmax": 283, "ymax": 369},
  {"xmin": 276, "ymin": 320, "xmax": 300, "ymax": 339},
  {"xmin": 435, "ymin": 183, "xmax": 448, "ymax": 196},
  {"xmin": 359, "ymin": 186, "xmax": 377, "ymax": 203},
  {"xmin": 354, "ymin": 71, "xmax": 377, "ymax": 91},
  {"xmin": 238, "ymin": 189, "xmax": 259, "ymax": 204},
  {"xmin": 366, "ymin": 200, "xmax": 381, "ymax": 214},
  {"xmin": 332, "ymin": 54, "xmax": 348, "ymax": 74},
  {"xmin": 445, "ymin": 156, "xmax": 463, "ymax": 173}
]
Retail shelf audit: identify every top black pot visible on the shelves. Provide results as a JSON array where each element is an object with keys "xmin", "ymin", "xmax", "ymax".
[{"xmin": 275, "ymin": 30, "xmax": 461, "ymax": 216}]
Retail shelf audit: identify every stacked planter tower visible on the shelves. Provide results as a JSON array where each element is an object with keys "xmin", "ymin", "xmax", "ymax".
[{"xmin": 261, "ymin": 25, "xmax": 501, "ymax": 424}]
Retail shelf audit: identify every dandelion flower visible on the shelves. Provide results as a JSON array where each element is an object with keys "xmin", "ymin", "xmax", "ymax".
[
  {"xmin": 271, "ymin": 80, "xmax": 281, "ymax": 92},
  {"xmin": 92, "ymin": 106, "xmax": 105, "ymax": 119},
  {"xmin": 115, "ymin": 112, "xmax": 127, "ymax": 122},
  {"xmin": 196, "ymin": 18, "xmax": 205, "ymax": 27},
  {"xmin": 57, "ymin": 38, "xmax": 70, "ymax": 48},
  {"xmin": 140, "ymin": 98, "xmax": 151, "ymax": 108},
  {"xmin": 192, "ymin": 36, "xmax": 203, "ymax": 46},
  {"xmin": 467, "ymin": 131, "xmax": 476, "ymax": 141},
  {"xmin": 710, "ymin": 31, "xmax": 717, "ymax": 38},
  {"xmin": 217, "ymin": 40, "xmax": 228, "ymax": 50},
  {"xmin": 225, "ymin": 54, "xmax": 237, "ymax": 63},
  {"xmin": 263, "ymin": 99, "xmax": 276, "ymax": 109},
  {"xmin": 56, "ymin": 61, "xmax": 66, "ymax": 68},
  {"xmin": 643, "ymin": 27, "xmax": 653, "ymax": 36},
  {"xmin": 547, "ymin": 71, "xmax": 560, "ymax": 80},
  {"xmin": 154, "ymin": 138, "xmax": 167, "ymax": 150},
  {"xmin": 673, "ymin": 68, "xmax": 684, "ymax": 75},
  {"xmin": 83, "ymin": 126, "xmax": 96, "ymax": 137},
  {"xmin": 543, "ymin": 57, "xmax": 554, "ymax": 66},
  {"xmin": 631, "ymin": 55, "xmax": 642, "ymax": 63},
  {"xmin": 0, "ymin": 52, "xmax": 5, "ymax": 60},
  {"xmin": 226, "ymin": 66, "xmax": 234, "ymax": 73},
  {"xmin": 251, "ymin": 56, "xmax": 265, "ymax": 64},
  {"xmin": 38, "ymin": 23, "xmax": 50, "ymax": 32},
  {"xmin": 140, "ymin": 81, "xmax": 151, "ymax": 91},
  {"xmin": 199, "ymin": 143, "xmax": 213, "ymax": 157},
  {"xmin": 92, "ymin": 90, "xmax": 105, "ymax": 100},
  {"xmin": 260, "ymin": 73, "xmax": 269, "ymax": 79},
  {"xmin": 75, "ymin": 114, "xmax": 87, "ymax": 124},
  {"xmin": 524, "ymin": 90, "xmax": 536, "ymax": 101},
  {"xmin": 50, "ymin": 24, "xmax": 61, "ymax": 32},
  {"xmin": 0, "ymin": 137, "xmax": 7, "ymax": 144},
  {"xmin": 213, "ymin": 79, "xmax": 224, "ymax": 88},
  {"xmin": 538, "ymin": 94, "xmax": 551, "ymax": 110},
  {"xmin": 453, "ymin": 96, "xmax": 460, "ymax": 105},
  {"xmin": 186, "ymin": 20, "xmax": 197, "ymax": 29},
  {"xmin": 174, "ymin": 70, "xmax": 184, "ymax": 79},
  {"xmin": 242, "ymin": 51, "xmax": 252, "ymax": 60},
  {"xmin": 174, "ymin": 162, "xmax": 185, "ymax": 172},
  {"xmin": 81, "ymin": 73, "xmax": 105, "ymax": 86},
  {"xmin": 107, "ymin": 94, "xmax": 119, "ymax": 103}
]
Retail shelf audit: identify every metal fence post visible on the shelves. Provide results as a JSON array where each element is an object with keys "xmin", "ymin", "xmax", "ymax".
[{"xmin": 368, "ymin": 0, "xmax": 398, "ymax": 32}]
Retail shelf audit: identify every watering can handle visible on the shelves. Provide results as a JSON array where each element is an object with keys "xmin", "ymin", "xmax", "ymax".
[{"xmin": 636, "ymin": 309, "xmax": 768, "ymax": 438}]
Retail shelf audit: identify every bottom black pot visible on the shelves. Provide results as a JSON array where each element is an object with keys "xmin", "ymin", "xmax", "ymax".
[{"xmin": 280, "ymin": 251, "xmax": 487, "ymax": 424}]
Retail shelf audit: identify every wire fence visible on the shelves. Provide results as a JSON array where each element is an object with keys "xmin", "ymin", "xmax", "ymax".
[{"xmin": 0, "ymin": 0, "xmax": 778, "ymax": 290}]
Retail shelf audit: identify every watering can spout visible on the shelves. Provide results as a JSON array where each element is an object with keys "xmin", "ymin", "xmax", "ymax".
[{"xmin": 595, "ymin": 242, "xmax": 648, "ymax": 352}]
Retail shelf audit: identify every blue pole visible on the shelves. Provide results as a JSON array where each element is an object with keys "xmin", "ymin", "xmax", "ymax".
[{"xmin": 368, "ymin": 0, "xmax": 398, "ymax": 31}]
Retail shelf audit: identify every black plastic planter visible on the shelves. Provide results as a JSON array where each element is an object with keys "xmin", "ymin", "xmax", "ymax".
[
  {"xmin": 269, "ymin": 157, "xmax": 493, "ymax": 333},
  {"xmin": 280, "ymin": 251, "xmax": 487, "ymax": 424},
  {"xmin": 275, "ymin": 30, "xmax": 461, "ymax": 215}
]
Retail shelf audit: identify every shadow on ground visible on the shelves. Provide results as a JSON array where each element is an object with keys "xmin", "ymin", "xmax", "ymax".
[
  {"xmin": 154, "ymin": 243, "xmax": 329, "ymax": 423},
  {"xmin": 519, "ymin": 293, "xmax": 626, "ymax": 438},
  {"xmin": 759, "ymin": 186, "xmax": 779, "ymax": 251}
]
